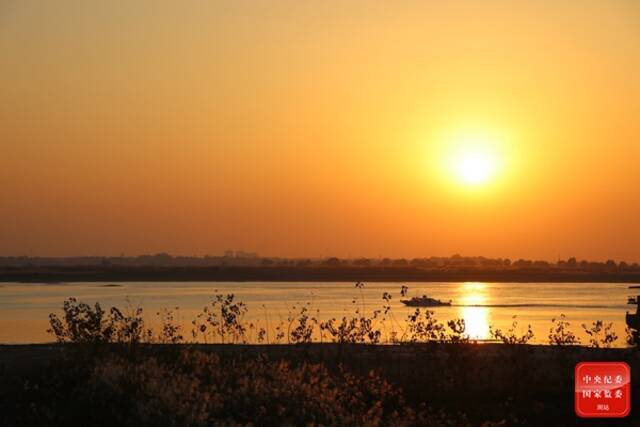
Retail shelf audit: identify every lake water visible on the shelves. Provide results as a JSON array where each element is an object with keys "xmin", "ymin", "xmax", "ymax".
[{"xmin": 0, "ymin": 282, "xmax": 636, "ymax": 345}]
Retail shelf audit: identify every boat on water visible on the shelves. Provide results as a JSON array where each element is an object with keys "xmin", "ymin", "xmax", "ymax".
[{"xmin": 400, "ymin": 295, "xmax": 452, "ymax": 307}]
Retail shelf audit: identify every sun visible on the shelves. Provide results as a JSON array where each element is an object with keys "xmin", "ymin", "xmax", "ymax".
[
  {"xmin": 454, "ymin": 148, "xmax": 496, "ymax": 185},
  {"xmin": 443, "ymin": 128, "xmax": 504, "ymax": 188},
  {"xmin": 426, "ymin": 125, "xmax": 510, "ymax": 191}
]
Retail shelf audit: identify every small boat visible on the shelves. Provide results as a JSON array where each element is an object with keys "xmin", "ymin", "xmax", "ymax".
[{"xmin": 400, "ymin": 295, "xmax": 452, "ymax": 307}]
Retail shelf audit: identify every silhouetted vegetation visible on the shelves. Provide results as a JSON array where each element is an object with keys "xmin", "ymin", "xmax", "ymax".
[
  {"xmin": 46, "ymin": 283, "xmax": 637, "ymax": 350},
  {"xmin": 548, "ymin": 314, "xmax": 580, "ymax": 346},
  {"xmin": 4, "ymin": 253, "xmax": 640, "ymax": 271},
  {"xmin": 4, "ymin": 253, "xmax": 640, "ymax": 283},
  {"xmin": 47, "ymin": 297, "xmax": 151, "ymax": 345},
  {"xmin": 489, "ymin": 317, "xmax": 534, "ymax": 345},
  {"xmin": 581, "ymin": 320, "xmax": 619, "ymax": 348},
  {"xmin": 1, "ymin": 344, "xmax": 480, "ymax": 426},
  {"xmin": 2, "ymin": 283, "xmax": 638, "ymax": 426}
]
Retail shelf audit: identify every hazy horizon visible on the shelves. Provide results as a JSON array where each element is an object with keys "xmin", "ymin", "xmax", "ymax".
[
  {"xmin": 2, "ymin": 252, "xmax": 639, "ymax": 266},
  {"xmin": 2, "ymin": 1, "xmax": 639, "ymax": 261}
]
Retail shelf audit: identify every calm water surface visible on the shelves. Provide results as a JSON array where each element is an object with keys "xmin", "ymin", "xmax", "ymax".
[{"xmin": 0, "ymin": 282, "xmax": 635, "ymax": 345}]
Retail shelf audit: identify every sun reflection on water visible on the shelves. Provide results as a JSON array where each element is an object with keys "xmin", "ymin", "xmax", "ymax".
[{"xmin": 458, "ymin": 282, "xmax": 490, "ymax": 340}]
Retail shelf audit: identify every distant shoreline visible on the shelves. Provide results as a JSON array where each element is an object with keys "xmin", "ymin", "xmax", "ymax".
[{"xmin": 2, "ymin": 265, "xmax": 640, "ymax": 283}]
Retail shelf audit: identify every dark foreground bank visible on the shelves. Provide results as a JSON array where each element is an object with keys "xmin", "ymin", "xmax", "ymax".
[{"xmin": 1, "ymin": 343, "xmax": 638, "ymax": 426}]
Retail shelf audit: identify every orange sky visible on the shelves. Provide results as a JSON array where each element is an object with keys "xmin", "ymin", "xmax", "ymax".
[{"xmin": 1, "ymin": 1, "xmax": 639, "ymax": 261}]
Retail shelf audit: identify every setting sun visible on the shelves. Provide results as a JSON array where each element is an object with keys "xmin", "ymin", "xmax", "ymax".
[
  {"xmin": 434, "ymin": 127, "xmax": 507, "ymax": 190},
  {"xmin": 454, "ymin": 148, "xmax": 496, "ymax": 185},
  {"xmin": 2, "ymin": 2, "xmax": 640, "ymax": 424}
]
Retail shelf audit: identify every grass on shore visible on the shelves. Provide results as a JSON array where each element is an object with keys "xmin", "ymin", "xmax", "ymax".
[{"xmin": 1, "ymin": 283, "xmax": 638, "ymax": 426}]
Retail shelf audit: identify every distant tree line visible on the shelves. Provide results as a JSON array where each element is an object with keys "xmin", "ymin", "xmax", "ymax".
[{"xmin": 1, "ymin": 253, "xmax": 638, "ymax": 272}]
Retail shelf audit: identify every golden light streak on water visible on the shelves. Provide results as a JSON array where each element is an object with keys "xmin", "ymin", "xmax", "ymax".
[{"xmin": 458, "ymin": 282, "xmax": 490, "ymax": 340}]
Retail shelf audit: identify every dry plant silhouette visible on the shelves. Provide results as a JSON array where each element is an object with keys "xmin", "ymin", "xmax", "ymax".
[{"xmin": 0, "ymin": 283, "xmax": 635, "ymax": 426}]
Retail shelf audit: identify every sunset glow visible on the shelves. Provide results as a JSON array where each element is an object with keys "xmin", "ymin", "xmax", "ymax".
[
  {"xmin": 2, "ymin": 4, "xmax": 640, "ymax": 423},
  {"xmin": 1, "ymin": 1, "xmax": 639, "ymax": 261},
  {"xmin": 455, "ymin": 150, "xmax": 495, "ymax": 185},
  {"xmin": 445, "ymin": 130, "xmax": 503, "ymax": 187}
]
